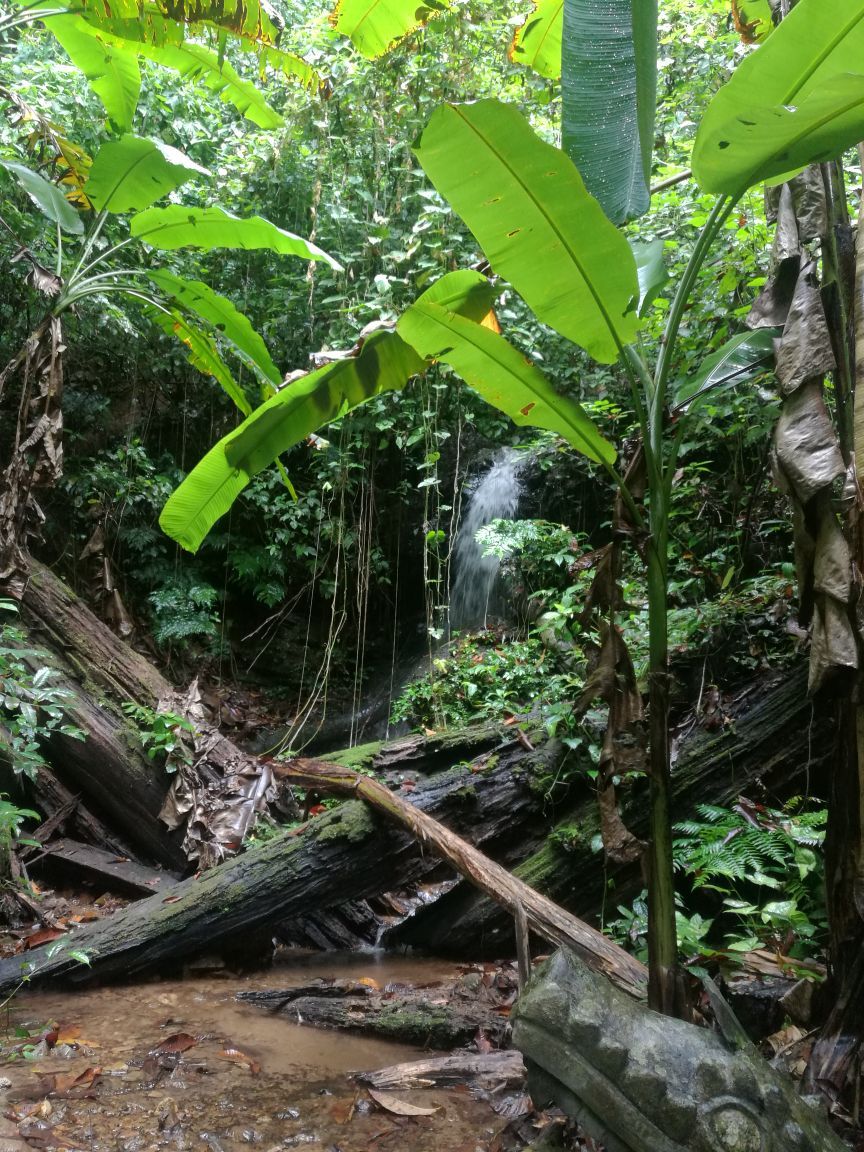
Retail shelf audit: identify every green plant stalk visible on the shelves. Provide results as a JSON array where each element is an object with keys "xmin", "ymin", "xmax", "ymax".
[
  {"xmin": 645, "ymin": 494, "xmax": 678, "ymax": 1011},
  {"xmin": 640, "ymin": 192, "xmax": 739, "ymax": 1013}
]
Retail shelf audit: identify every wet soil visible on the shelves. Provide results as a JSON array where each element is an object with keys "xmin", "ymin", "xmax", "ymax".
[{"xmin": 1, "ymin": 953, "xmax": 509, "ymax": 1152}]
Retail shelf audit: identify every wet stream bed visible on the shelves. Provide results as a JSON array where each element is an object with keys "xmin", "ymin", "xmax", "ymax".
[{"xmin": 0, "ymin": 953, "xmax": 517, "ymax": 1152}]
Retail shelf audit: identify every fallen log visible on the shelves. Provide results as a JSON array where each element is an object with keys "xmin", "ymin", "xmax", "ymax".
[
  {"xmin": 273, "ymin": 759, "xmax": 647, "ymax": 997},
  {"xmin": 387, "ymin": 664, "xmax": 831, "ymax": 955},
  {"xmin": 354, "ymin": 1050, "xmax": 526, "ymax": 1090},
  {"xmin": 12, "ymin": 557, "xmax": 515, "ymax": 871},
  {"xmin": 0, "ymin": 738, "xmax": 581, "ymax": 995},
  {"xmin": 239, "ymin": 980, "xmax": 511, "ymax": 1049}
]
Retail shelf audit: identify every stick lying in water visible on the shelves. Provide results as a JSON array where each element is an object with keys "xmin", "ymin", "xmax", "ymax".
[{"xmin": 274, "ymin": 758, "xmax": 648, "ymax": 999}]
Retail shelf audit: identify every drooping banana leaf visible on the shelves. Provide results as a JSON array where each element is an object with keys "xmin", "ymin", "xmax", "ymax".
[
  {"xmin": 84, "ymin": 135, "xmax": 209, "ymax": 213},
  {"xmin": 148, "ymin": 270, "xmax": 281, "ymax": 388},
  {"xmin": 415, "ymin": 99, "xmax": 639, "ymax": 364},
  {"xmin": 397, "ymin": 272, "xmax": 615, "ymax": 465},
  {"xmin": 509, "ymin": 0, "xmax": 563, "ymax": 79},
  {"xmin": 694, "ymin": 0, "xmax": 864, "ymax": 194},
  {"xmin": 119, "ymin": 39, "xmax": 286, "ymax": 129},
  {"xmin": 329, "ymin": 0, "xmax": 450, "ymax": 57},
  {"xmin": 672, "ymin": 329, "xmax": 778, "ymax": 410},
  {"xmin": 63, "ymin": 0, "xmax": 283, "ymax": 49},
  {"xmin": 130, "ymin": 205, "xmax": 341, "ymax": 269},
  {"xmin": 0, "ymin": 160, "xmax": 84, "ymax": 234},
  {"xmin": 562, "ymin": 0, "xmax": 657, "ymax": 225},
  {"xmin": 41, "ymin": 13, "xmax": 141, "ymax": 130},
  {"xmin": 160, "ymin": 331, "xmax": 423, "ymax": 551},
  {"xmin": 147, "ymin": 305, "xmax": 250, "ymax": 415},
  {"xmin": 160, "ymin": 271, "xmax": 495, "ymax": 551}
]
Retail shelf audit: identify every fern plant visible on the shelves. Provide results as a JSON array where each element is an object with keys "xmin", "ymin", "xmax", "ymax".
[
  {"xmin": 608, "ymin": 798, "xmax": 827, "ymax": 967},
  {"xmin": 674, "ymin": 798, "xmax": 827, "ymax": 959}
]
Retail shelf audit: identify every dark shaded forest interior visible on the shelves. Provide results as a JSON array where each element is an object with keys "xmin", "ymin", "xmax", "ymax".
[{"xmin": 2, "ymin": 0, "xmax": 864, "ymax": 1149}]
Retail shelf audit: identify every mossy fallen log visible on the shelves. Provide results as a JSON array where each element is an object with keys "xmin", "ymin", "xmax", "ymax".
[
  {"xmin": 0, "ymin": 738, "xmax": 564, "ymax": 995},
  {"xmin": 238, "ymin": 980, "xmax": 511, "ymax": 1049},
  {"xmin": 387, "ymin": 664, "xmax": 830, "ymax": 955}
]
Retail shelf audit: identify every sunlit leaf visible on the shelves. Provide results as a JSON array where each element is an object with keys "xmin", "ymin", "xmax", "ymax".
[
  {"xmin": 329, "ymin": 0, "xmax": 450, "ymax": 57},
  {"xmin": 160, "ymin": 331, "xmax": 423, "ymax": 551},
  {"xmin": 130, "ymin": 205, "xmax": 341, "ymax": 269},
  {"xmin": 0, "ymin": 159, "xmax": 84, "ymax": 233},
  {"xmin": 415, "ymin": 99, "xmax": 639, "ymax": 363},
  {"xmin": 160, "ymin": 274, "xmax": 495, "ymax": 551},
  {"xmin": 509, "ymin": 0, "xmax": 563, "ymax": 79},
  {"xmin": 694, "ymin": 0, "xmax": 864, "ymax": 193},
  {"xmin": 84, "ymin": 135, "xmax": 209, "ymax": 213},
  {"xmin": 397, "ymin": 272, "xmax": 615, "ymax": 465},
  {"xmin": 148, "ymin": 270, "xmax": 280, "ymax": 387},
  {"xmin": 41, "ymin": 12, "xmax": 141, "ymax": 130}
]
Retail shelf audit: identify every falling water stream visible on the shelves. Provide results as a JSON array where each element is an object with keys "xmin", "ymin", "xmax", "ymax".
[{"xmin": 450, "ymin": 448, "xmax": 522, "ymax": 631}]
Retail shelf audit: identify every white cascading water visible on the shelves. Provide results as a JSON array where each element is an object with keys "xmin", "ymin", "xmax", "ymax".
[{"xmin": 449, "ymin": 448, "xmax": 522, "ymax": 631}]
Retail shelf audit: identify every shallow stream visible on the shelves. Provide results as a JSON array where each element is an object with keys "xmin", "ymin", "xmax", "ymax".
[{"xmin": 1, "ymin": 952, "xmax": 503, "ymax": 1152}]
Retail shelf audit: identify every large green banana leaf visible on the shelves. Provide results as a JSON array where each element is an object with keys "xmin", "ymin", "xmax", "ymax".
[
  {"xmin": 0, "ymin": 160, "xmax": 84, "ymax": 234},
  {"xmin": 160, "ymin": 271, "xmax": 495, "ymax": 551},
  {"xmin": 397, "ymin": 273, "xmax": 615, "ymax": 465},
  {"xmin": 130, "ymin": 206, "xmax": 341, "ymax": 269},
  {"xmin": 329, "ymin": 0, "xmax": 449, "ymax": 57},
  {"xmin": 160, "ymin": 331, "xmax": 424, "ymax": 551},
  {"xmin": 26, "ymin": 0, "xmax": 314, "ymax": 130},
  {"xmin": 147, "ymin": 306, "xmax": 251, "ymax": 415},
  {"xmin": 119, "ymin": 39, "xmax": 286, "ymax": 129},
  {"xmin": 42, "ymin": 13, "xmax": 141, "ymax": 131},
  {"xmin": 562, "ymin": 0, "xmax": 657, "ymax": 225},
  {"xmin": 509, "ymin": 0, "xmax": 563, "ymax": 79},
  {"xmin": 694, "ymin": 0, "xmax": 864, "ymax": 194},
  {"xmin": 84, "ymin": 135, "xmax": 208, "ymax": 213},
  {"xmin": 415, "ymin": 100, "xmax": 639, "ymax": 364},
  {"xmin": 148, "ymin": 270, "xmax": 281, "ymax": 388}
]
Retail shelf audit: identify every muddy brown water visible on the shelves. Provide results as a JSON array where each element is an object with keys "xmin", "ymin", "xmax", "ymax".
[{"xmin": 1, "ymin": 952, "xmax": 503, "ymax": 1152}]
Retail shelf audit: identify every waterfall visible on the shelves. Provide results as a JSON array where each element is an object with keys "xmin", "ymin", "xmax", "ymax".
[{"xmin": 450, "ymin": 448, "xmax": 522, "ymax": 631}]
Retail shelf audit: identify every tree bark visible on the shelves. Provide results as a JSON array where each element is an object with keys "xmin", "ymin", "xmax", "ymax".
[
  {"xmin": 0, "ymin": 736, "xmax": 572, "ymax": 996},
  {"xmin": 275, "ymin": 758, "xmax": 647, "ymax": 997},
  {"xmin": 387, "ymin": 664, "xmax": 830, "ymax": 955}
]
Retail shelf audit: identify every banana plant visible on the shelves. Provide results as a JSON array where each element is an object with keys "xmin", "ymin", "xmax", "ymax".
[
  {"xmin": 1, "ymin": 133, "xmax": 338, "ymax": 404},
  {"xmin": 2, "ymin": 0, "xmax": 321, "ymax": 133},
  {"xmin": 0, "ymin": 131, "xmax": 338, "ymax": 581},
  {"xmin": 158, "ymin": 0, "xmax": 864, "ymax": 1014}
]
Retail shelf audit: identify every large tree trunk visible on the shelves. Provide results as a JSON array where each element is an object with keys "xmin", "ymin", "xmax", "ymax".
[
  {"xmin": 387, "ymin": 664, "xmax": 831, "ymax": 955},
  {"xmin": 0, "ymin": 735, "xmax": 568, "ymax": 996}
]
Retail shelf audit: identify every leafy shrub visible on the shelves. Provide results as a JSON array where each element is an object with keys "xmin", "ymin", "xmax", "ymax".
[
  {"xmin": 606, "ymin": 798, "xmax": 827, "ymax": 969},
  {"xmin": 0, "ymin": 601, "xmax": 84, "ymax": 780}
]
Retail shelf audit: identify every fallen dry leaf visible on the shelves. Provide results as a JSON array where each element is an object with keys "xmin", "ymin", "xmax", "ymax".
[
  {"xmin": 23, "ymin": 928, "xmax": 66, "ymax": 950},
  {"xmin": 34, "ymin": 1065, "xmax": 102, "ymax": 1096},
  {"xmin": 151, "ymin": 1032, "xmax": 197, "ymax": 1056},
  {"xmin": 217, "ymin": 1046, "xmax": 261, "ymax": 1074},
  {"xmin": 367, "ymin": 1089, "xmax": 438, "ymax": 1117}
]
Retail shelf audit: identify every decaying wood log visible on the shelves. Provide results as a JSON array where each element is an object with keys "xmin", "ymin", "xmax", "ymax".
[
  {"xmin": 273, "ymin": 759, "xmax": 647, "ymax": 998},
  {"xmin": 354, "ymin": 1050, "xmax": 526, "ymax": 1090},
  {"xmin": 11, "ymin": 557, "xmax": 518, "ymax": 873},
  {"xmin": 387, "ymin": 665, "xmax": 831, "ymax": 955},
  {"xmin": 0, "ymin": 738, "xmax": 572, "ymax": 995},
  {"xmin": 238, "ymin": 981, "xmax": 510, "ymax": 1049}
]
